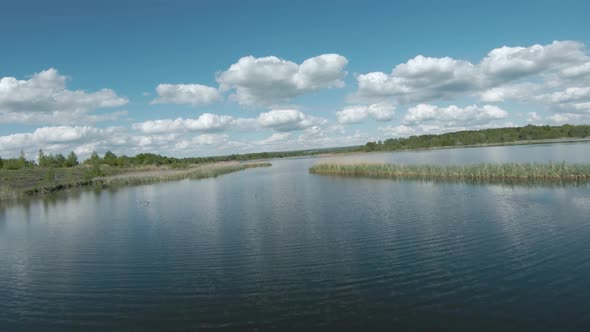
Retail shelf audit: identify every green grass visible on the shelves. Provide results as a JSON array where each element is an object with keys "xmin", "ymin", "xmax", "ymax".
[
  {"xmin": 0, "ymin": 162, "xmax": 271, "ymax": 201},
  {"xmin": 309, "ymin": 162, "xmax": 590, "ymax": 183}
]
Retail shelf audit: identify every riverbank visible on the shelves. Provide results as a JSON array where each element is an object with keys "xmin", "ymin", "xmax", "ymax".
[
  {"xmin": 311, "ymin": 137, "xmax": 590, "ymax": 160},
  {"xmin": 309, "ymin": 162, "xmax": 590, "ymax": 183},
  {"xmin": 0, "ymin": 162, "xmax": 271, "ymax": 201}
]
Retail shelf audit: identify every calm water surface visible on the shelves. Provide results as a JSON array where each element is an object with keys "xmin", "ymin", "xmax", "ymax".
[{"xmin": 1, "ymin": 142, "xmax": 590, "ymax": 331}]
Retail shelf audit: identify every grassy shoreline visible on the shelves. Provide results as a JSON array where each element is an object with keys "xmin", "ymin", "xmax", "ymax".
[
  {"xmin": 309, "ymin": 162, "xmax": 590, "ymax": 183},
  {"xmin": 0, "ymin": 162, "xmax": 271, "ymax": 201}
]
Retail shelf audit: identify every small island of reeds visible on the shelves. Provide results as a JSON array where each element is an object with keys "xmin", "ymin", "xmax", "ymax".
[{"xmin": 309, "ymin": 162, "xmax": 590, "ymax": 183}]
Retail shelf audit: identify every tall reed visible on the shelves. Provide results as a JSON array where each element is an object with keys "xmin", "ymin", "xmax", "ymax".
[
  {"xmin": 93, "ymin": 162, "xmax": 271, "ymax": 187},
  {"xmin": 309, "ymin": 162, "xmax": 590, "ymax": 182}
]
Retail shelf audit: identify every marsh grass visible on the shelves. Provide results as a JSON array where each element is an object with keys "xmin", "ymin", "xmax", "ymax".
[
  {"xmin": 0, "ymin": 185, "xmax": 20, "ymax": 201},
  {"xmin": 92, "ymin": 162, "xmax": 271, "ymax": 187},
  {"xmin": 0, "ymin": 162, "xmax": 271, "ymax": 201},
  {"xmin": 309, "ymin": 162, "xmax": 590, "ymax": 183}
]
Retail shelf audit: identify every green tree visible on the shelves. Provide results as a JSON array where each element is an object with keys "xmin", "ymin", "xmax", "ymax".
[
  {"xmin": 38, "ymin": 149, "xmax": 47, "ymax": 167},
  {"xmin": 83, "ymin": 151, "xmax": 103, "ymax": 180},
  {"xmin": 18, "ymin": 150, "xmax": 27, "ymax": 169},
  {"xmin": 365, "ymin": 124, "xmax": 590, "ymax": 153},
  {"xmin": 54, "ymin": 154, "xmax": 66, "ymax": 167},
  {"xmin": 365, "ymin": 142, "xmax": 378, "ymax": 152},
  {"xmin": 46, "ymin": 154, "xmax": 57, "ymax": 167},
  {"xmin": 103, "ymin": 151, "xmax": 117, "ymax": 166},
  {"xmin": 3, "ymin": 159, "xmax": 21, "ymax": 170},
  {"xmin": 115, "ymin": 155, "xmax": 130, "ymax": 167},
  {"xmin": 86, "ymin": 151, "xmax": 101, "ymax": 166},
  {"xmin": 65, "ymin": 151, "xmax": 79, "ymax": 167}
]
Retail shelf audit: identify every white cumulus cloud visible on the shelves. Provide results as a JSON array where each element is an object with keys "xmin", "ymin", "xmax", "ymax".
[
  {"xmin": 132, "ymin": 113, "xmax": 235, "ymax": 134},
  {"xmin": 217, "ymin": 54, "xmax": 348, "ymax": 106},
  {"xmin": 151, "ymin": 83, "xmax": 221, "ymax": 106},
  {"xmin": 0, "ymin": 68, "xmax": 128, "ymax": 124},
  {"xmin": 336, "ymin": 102, "xmax": 395, "ymax": 124},
  {"xmin": 479, "ymin": 41, "xmax": 587, "ymax": 80},
  {"xmin": 354, "ymin": 41, "xmax": 590, "ymax": 109},
  {"xmin": 255, "ymin": 132, "xmax": 291, "ymax": 145},
  {"xmin": 378, "ymin": 125, "xmax": 416, "ymax": 138},
  {"xmin": 132, "ymin": 110, "xmax": 326, "ymax": 135},
  {"xmin": 403, "ymin": 104, "xmax": 508, "ymax": 129},
  {"xmin": 257, "ymin": 109, "xmax": 327, "ymax": 131},
  {"xmin": 547, "ymin": 113, "xmax": 590, "ymax": 124}
]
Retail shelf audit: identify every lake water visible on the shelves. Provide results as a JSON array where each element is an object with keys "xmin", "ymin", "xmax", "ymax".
[{"xmin": 1, "ymin": 142, "xmax": 590, "ymax": 331}]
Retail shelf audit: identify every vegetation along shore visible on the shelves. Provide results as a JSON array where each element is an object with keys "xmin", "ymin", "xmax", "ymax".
[
  {"xmin": 2, "ymin": 125, "xmax": 590, "ymax": 171},
  {"xmin": 0, "ymin": 162, "xmax": 271, "ymax": 201},
  {"xmin": 309, "ymin": 162, "xmax": 590, "ymax": 183},
  {"xmin": 360, "ymin": 124, "xmax": 590, "ymax": 152},
  {"xmin": 2, "ymin": 124, "xmax": 590, "ymax": 200}
]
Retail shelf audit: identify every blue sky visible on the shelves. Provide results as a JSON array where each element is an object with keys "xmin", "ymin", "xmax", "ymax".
[{"xmin": 1, "ymin": 0, "xmax": 590, "ymax": 159}]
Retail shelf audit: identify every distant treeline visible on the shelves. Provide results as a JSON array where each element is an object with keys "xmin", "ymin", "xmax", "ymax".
[
  {"xmin": 2, "ymin": 124, "xmax": 589, "ymax": 170},
  {"xmin": 80, "ymin": 147, "xmax": 358, "ymax": 168},
  {"xmin": 0, "ymin": 150, "xmax": 80, "ymax": 170},
  {"xmin": 0, "ymin": 146, "xmax": 357, "ymax": 170},
  {"xmin": 363, "ymin": 124, "xmax": 590, "ymax": 152}
]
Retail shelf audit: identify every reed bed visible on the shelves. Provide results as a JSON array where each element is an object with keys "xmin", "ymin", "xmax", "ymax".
[
  {"xmin": 93, "ymin": 162, "xmax": 271, "ymax": 187},
  {"xmin": 1, "ymin": 162, "xmax": 271, "ymax": 201},
  {"xmin": 309, "ymin": 162, "xmax": 590, "ymax": 182},
  {"xmin": 0, "ymin": 185, "xmax": 20, "ymax": 201}
]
